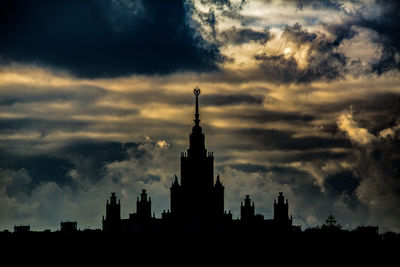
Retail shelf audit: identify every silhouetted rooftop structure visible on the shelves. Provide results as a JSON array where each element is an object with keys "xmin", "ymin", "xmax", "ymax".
[
  {"xmin": 60, "ymin": 221, "xmax": 77, "ymax": 233},
  {"xmin": 14, "ymin": 225, "xmax": 30, "ymax": 233},
  {"xmin": 322, "ymin": 214, "xmax": 342, "ymax": 231}
]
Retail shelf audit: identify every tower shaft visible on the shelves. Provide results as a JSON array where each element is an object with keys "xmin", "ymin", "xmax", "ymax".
[{"xmin": 170, "ymin": 87, "xmax": 224, "ymax": 229}]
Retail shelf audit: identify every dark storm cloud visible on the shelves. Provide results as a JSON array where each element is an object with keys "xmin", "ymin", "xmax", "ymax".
[
  {"xmin": 224, "ymin": 109, "xmax": 315, "ymax": 123},
  {"xmin": 202, "ymin": 94, "xmax": 264, "ymax": 106},
  {"xmin": 229, "ymin": 163, "xmax": 269, "ymax": 173},
  {"xmin": 0, "ymin": 0, "xmax": 222, "ymax": 78},
  {"xmin": 294, "ymin": 0, "xmax": 400, "ymax": 76},
  {"xmin": 192, "ymin": 0, "xmax": 248, "ymax": 43},
  {"xmin": 306, "ymin": 0, "xmax": 400, "ymax": 75},
  {"xmin": 293, "ymin": 0, "xmax": 342, "ymax": 10},
  {"xmin": 0, "ymin": 152, "xmax": 75, "ymax": 189},
  {"xmin": 310, "ymin": 92, "xmax": 400, "ymax": 135},
  {"xmin": 220, "ymin": 27, "xmax": 271, "ymax": 44},
  {"xmin": 228, "ymin": 128, "xmax": 351, "ymax": 151},
  {"xmin": 357, "ymin": 1, "xmax": 400, "ymax": 74},
  {"xmin": 311, "ymin": 92, "xmax": 400, "ymax": 114},
  {"xmin": 0, "ymin": 83, "xmax": 139, "ymax": 122},
  {"xmin": 214, "ymin": 146, "xmax": 350, "ymax": 165},
  {"xmin": 325, "ymin": 23, "xmax": 358, "ymax": 47},
  {"xmin": 352, "ymin": 96, "xmax": 400, "ymax": 135},
  {"xmin": 230, "ymin": 163, "xmax": 310, "ymax": 184},
  {"xmin": 0, "ymin": 118, "xmax": 91, "ymax": 135},
  {"xmin": 0, "ymin": 141, "xmax": 134, "ymax": 189},
  {"xmin": 334, "ymin": 100, "xmax": 400, "ymax": 230},
  {"xmin": 254, "ymin": 23, "xmax": 349, "ymax": 83},
  {"xmin": 203, "ymin": 0, "xmax": 233, "ymax": 8},
  {"xmin": 61, "ymin": 141, "xmax": 134, "ymax": 182},
  {"xmin": 284, "ymin": 150, "xmax": 351, "ymax": 163},
  {"xmin": 116, "ymin": 90, "xmax": 264, "ymax": 107},
  {"xmin": 0, "ymin": 84, "xmax": 107, "ymax": 106},
  {"xmin": 214, "ymin": 0, "xmax": 398, "ymax": 83},
  {"xmin": 323, "ymin": 170, "xmax": 360, "ymax": 197},
  {"xmin": 200, "ymin": 0, "xmax": 247, "ymax": 11},
  {"xmin": 350, "ymin": 125, "xmax": 400, "ymax": 230}
]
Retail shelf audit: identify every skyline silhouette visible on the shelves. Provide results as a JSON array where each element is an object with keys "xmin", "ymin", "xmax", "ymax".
[
  {"xmin": 1, "ymin": 0, "xmax": 400, "ymax": 237},
  {"xmin": 1, "ymin": 89, "xmax": 394, "ymax": 237},
  {"xmin": 1, "ymin": 87, "xmax": 399, "ymax": 267}
]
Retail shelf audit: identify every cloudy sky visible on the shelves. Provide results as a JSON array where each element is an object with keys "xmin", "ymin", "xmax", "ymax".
[{"xmin": 0, "ymin": 0, "xmax": 399, "ymax": 232}]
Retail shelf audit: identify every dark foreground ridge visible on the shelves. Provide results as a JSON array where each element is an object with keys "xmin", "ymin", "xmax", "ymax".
[{"xmin": 1, "ymin": 229, "xmax": 399, "ymax": 266}]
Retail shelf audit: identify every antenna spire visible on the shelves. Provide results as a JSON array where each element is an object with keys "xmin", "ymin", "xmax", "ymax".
[{"xmin": 193, "ymin": 86, "xmax": 201, "ymax": 126}]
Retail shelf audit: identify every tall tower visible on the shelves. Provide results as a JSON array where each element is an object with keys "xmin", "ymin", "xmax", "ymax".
[
  {"xmin": 102, "ymin": 192, "xmax": 121, "ymax": 231},
  {"xmin": 181, "ymin": 87, "xmax": 214, "ymax": 191},
  {"xmin": 170, "ymin": 87, "xmax": 224, "ymax": 229}
]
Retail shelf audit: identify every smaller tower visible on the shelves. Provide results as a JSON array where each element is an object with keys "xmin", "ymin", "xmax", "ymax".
[
  {"xmin": 60, "ymin": 221, "xmax": 77, "ymax": 233},
  {"xmin": 214, "ymin": 174, "xmax": 224, "ymax": 218},
  {"xmin": 103, "ymin": 192, "xmax": 121, "ymax": 231},
  {"xmin": 170, "ymin": 175, "xmax": 182, "ymax": 216},
  {"xmin": 240, "ymin": 195, "xmax": 255, "ymax": 222},
  {"xmin": 273, "ymin": 192, "xmax": 292, "ymax": 228},
  {"xmin": 137, "ymin": 189, "xmax": 151, "ymax": 220}
]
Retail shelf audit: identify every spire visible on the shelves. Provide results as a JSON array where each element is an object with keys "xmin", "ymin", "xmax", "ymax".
[
  {"xmin": 140, "ymin": 189, "xmax": 148, "ymax": 201},
  {"xmin": 187, "ymin": 86, "xmax": 206, "ymax": 157},
  {"xmin": 193, "ymin": 86, "xmax": 201, "ymax": 126},
  {"xmin": 171, "ymin": 174, "xmax": 180, "ymax": 189},
  {"xmin": 215, "ymin": 174, "xmax": 224, "ymax": 188}
]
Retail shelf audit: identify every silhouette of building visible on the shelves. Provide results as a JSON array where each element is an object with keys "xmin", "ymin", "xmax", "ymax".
[
  {"xmin": 322, "ymin": 214, "xmax": 342, "ymax": 231},
  {"xmin": 136, "ymin": 189, "xmax": 152, "ymax": 220},
  {"xmin": 274, "ymin": 192, "xmax": 293, "ymax": 229},
  {"xmin": 355, "ymin": 226, "xmax": 379, "ymax": 235},
  {"xmin": 60, "ymin": 221, "xmax": 77, "ymax": 233},
  {"xmin": 102, "ymin": 192, "xmax": 121, "ymax": 232},
  {"xmin": 102, "ymin": 87, "xmax": 297, "ymax": 233},
  {"xmin": 160, "ymin": 87, "xmax": 228, "ymax": 231},
  {"xmin": 241, "ymin": 195, "xmax": 255, "ymax": 222},
  {"xmin": 14, "ymin": 225, "xmax": 30, "ymax": 233},
  {"xmin": 125, "ymin": 189, "xmax": 157, "ymax": 232}
]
